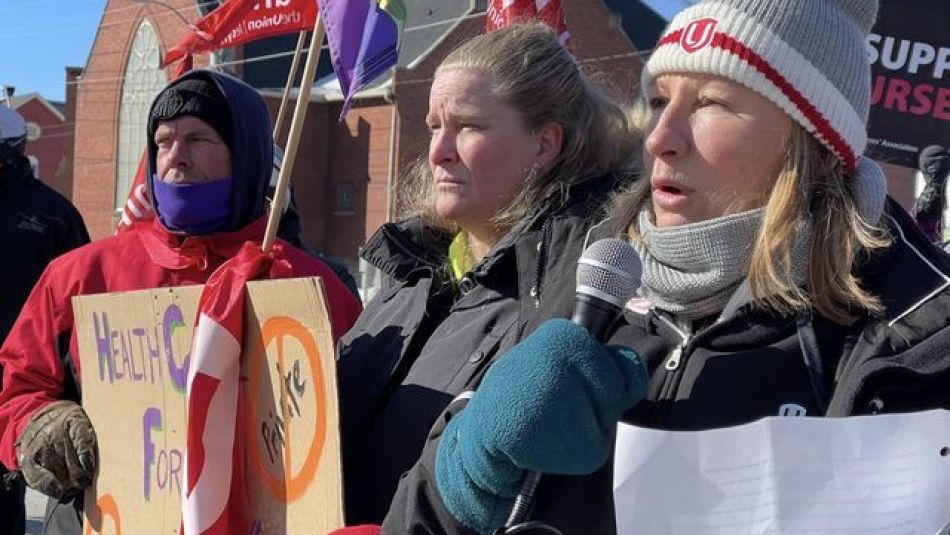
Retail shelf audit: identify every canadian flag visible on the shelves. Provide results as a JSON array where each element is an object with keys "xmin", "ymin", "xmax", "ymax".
[
  {"xmin": 486, "ymin": 0, "xmax": 571, "ymax": 47},
  {"xmin": 181, "ymin": 242, "xmax": 290, "ymax": 535},
  {"xmin": 116, "ymin": 155, "xmax": 152, "ymax": 232}
]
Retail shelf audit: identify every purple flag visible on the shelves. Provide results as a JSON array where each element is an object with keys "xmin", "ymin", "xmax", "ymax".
[{"xmin": 318, "ymin": 0, "xmax": 404, "ymax": 119}]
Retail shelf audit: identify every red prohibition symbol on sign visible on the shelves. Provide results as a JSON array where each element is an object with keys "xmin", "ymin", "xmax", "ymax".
[{"xmin": 247, "ymin": 316, "xmax": 328, "ymax": 502}]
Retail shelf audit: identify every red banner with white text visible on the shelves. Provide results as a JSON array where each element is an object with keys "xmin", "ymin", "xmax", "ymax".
[{"xmin": 164, "ymin": 0, "xmax": 318, "ymax": 67}]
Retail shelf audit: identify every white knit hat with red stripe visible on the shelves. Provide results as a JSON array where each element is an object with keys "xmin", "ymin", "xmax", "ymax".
[{"xmin": 644, "ymin": 0, "xmax": 878, "ymax": 172}]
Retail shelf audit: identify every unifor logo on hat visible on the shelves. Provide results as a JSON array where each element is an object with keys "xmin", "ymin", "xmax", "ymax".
[
  {"xmin": 681, "ymin": 18, "xmax": 718, "ymax": 54},
  {"xmin": 153, "ymin": 87, "xmax": 184, "ymax": 120}
]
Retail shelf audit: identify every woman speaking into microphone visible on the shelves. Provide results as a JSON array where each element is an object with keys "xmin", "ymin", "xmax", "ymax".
[{"xmin": 393, "ymin": 0, "xmax": 950, "ymax": 533}]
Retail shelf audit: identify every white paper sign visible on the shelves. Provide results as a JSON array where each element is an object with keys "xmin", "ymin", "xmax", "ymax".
[{"xmin": 614, "ymin": 410, "xmax": 950, "ymax": 534}]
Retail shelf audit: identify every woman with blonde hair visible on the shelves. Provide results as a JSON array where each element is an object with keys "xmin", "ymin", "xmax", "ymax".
[
  {"xmin": 335, "ymin": 21, "xmax": 639, "ymax": 527},
  {"xmin": 409, "ymin": 0, "xmax": 950, "ymax": 533}
]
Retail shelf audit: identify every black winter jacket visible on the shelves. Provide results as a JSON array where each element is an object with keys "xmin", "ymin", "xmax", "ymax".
[
  {"xmin": 382, "ymin": 198, "xmax": 950, "ymax": 534},
  {"xmin": 0, "ymin": 158, "xmax": 89, "ymax": 345},
  {"xmin": 337, "ymin": 175, "xmax": 628, "ymax": 526},
  {"xmin": 0, "ymin": 159, "xmax": 87, "ymax": 535}
]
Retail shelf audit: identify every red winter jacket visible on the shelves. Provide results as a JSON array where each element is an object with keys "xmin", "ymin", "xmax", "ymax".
[{"xmin": 0, "ymin": 216, "xmax": 362, "ymax": 470}]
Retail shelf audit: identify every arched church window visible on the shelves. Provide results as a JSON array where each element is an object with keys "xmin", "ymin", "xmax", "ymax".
[{"xmin": 115, "ymin": 19, "xmax": 167, "ymax": 213}]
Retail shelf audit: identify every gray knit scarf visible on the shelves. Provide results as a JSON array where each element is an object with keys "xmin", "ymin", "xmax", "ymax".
[
  {"xmin": 634, "ymin": 208, "xmax": 766, "ymax": 321},
  {"xmin": 632, "ymin": 156, "xmax": 887, "ymax": 321}
]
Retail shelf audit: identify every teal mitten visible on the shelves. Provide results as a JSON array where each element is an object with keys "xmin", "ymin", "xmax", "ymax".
[{"xmin": 435, "ymin": 318, "xmax": 648, "ymax": 534}]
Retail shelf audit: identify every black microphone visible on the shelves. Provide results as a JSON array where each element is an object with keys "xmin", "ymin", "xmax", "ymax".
[
  {"xmin": 571, "ymin": 238, "xmax": 643, "ymax": 342},
  {"xmin": 501, "ymin": 238, "xmax": 642, "ymax": 533}
]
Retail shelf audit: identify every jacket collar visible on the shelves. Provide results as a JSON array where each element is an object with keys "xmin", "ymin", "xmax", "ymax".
[
  {"xmin": 472, "ymin": 173, "xmax": 631, "ymax": 283},
  {"xmin": 360, "ymin": 218, "xmax": 454, "ymax": 282},
  {"xmin": 362, "ymin": 207, "xmax": 556, "ymax": 288},
  {"xmin": 861, "ymin": 198, "xmax": 950, "ymax": 326}
]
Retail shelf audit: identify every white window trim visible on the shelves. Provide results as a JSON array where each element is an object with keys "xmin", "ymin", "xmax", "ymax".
[{"xmin": 115, "ymin": 19, "xmax": 167, "ymax": 211}]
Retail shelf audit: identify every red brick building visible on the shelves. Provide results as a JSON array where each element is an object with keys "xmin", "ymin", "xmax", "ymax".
[
  {"xmin": 67, "ymin": 0, "xmax": 669, "ymax": 295},
  {"xmin": 8, "ymin": 93, "xmax": 71, "ymax": 198}
]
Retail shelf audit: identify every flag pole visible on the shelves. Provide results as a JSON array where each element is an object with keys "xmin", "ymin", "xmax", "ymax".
[
  {"xmin": 272, "ymin": 30, "xmax": 308, "ymax": 144},
  {"xmin": 385, "ymin": 79, "xmax": 398, "ymax": 223},
  {"xmin": 262, "ymin": 13, "xmax": 325, "ymax": 253}
]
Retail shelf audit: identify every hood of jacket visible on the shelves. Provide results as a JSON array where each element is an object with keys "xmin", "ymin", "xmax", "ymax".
[{"xmin": 146, "ymin": 69, "xmax": 273, "ymax": 234}]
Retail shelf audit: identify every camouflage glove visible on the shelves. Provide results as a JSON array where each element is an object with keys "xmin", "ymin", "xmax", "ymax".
[{"xmin": 16, "ymin": 400, "xmax": 97, "ymax": 498}]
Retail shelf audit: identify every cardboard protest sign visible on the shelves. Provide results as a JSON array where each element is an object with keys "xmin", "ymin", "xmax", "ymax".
[{"xmin": 74, "ymin": 277, "xmax": 343, "ymax": 534}]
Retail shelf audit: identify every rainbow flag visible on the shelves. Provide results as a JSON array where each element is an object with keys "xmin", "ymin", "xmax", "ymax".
[{"xmin": 318, "ymin": 0, "xmax": 409, "ymax": 118}]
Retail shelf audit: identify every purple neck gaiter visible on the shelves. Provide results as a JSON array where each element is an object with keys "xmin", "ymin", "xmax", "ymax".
[{"xmin": 152, "ymin": 176, "xmax": 233, "ymax": 235}]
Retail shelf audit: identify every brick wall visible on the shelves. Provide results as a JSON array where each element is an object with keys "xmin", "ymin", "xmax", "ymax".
[
  {"xmin": 264, "ymin": 96, "xmax": 395, "ymax": 268},
  {"xmin": 68, "ymin": 1, "xmax": 654, "ymax": 248},
  {"xmin": 16, "ymin": 98, "xmax": 68, "ymax": 196},
  {"xmin": 323, "ymin": 101, "xmax": 396, "ymax": 260},
  {"xmin": 879, "ymin": 161, "xmax": 917, "ymax": 211}
]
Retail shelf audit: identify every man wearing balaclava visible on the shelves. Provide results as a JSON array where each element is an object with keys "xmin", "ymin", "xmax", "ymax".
[
  {"xmin": 0, "ymin": 105, "xmax": 89, "ymax": 535},
  {"xmin": 0, "ymin": 71, "xmax": 362, "ymax": 535},
  {"xmin": 913, "ymin": 145, "xmax": 950, "ymax": 244},
  {"xmin": 0, "ymin": 106, "xmax": 89, "ymax": 344}
]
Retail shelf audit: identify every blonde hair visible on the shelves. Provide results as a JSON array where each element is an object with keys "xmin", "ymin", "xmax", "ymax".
[
  {"xmin": 401, "ymin": 22, "xmax": 639, "ymax": 237},
  {"xmin": 608, "ymin": 125, "xmax": 889, "ymax": 324}
]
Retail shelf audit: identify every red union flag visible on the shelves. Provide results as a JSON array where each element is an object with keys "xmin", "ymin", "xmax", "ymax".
[
  {"xmin": 486, "ymin": 0, "xmax": 570, "ymax": 46},
  {"xmin": 164, "ymin": 0, "xmax": 318, "ymax": 67}
]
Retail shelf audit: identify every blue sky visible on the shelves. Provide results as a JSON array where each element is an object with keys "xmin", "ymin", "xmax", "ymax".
[
  {"xmin": 0, "ymin": 0, "xmax": 682, "ymax": 103},
  {"xmin": 0, "ymin": 0, "xmax": 109, "ymax": 102}
]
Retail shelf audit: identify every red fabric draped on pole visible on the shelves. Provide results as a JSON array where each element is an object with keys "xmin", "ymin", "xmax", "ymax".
[
  {"xmin": 180, "ymin": 242, "xmax": 293, "ymax": 535},
  {"xmin": 164, "ymin": 0, "xmax": 318, "ymax": 68},
  {"xmin": 486, "ymin": 0, "xmax": 571, "ymax": 46}
]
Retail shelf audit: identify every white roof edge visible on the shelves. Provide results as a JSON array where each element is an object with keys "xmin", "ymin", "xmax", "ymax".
[
  {"xmin": 259, "ymin": 75, "xmax": 394, "ymax": 104},
  {"xmin": 406, "ymin": 0, "xmax": 479, "ymax": 70},
  {"xmin": 11, "ymin": 93, "xmax": 66, "ymax": 122}
]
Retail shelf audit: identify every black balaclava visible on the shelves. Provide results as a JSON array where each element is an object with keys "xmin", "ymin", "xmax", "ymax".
[
  {"xmin": 0, "ymin": 106, "xmax": 32, "ymax": 194},
  {"xmin": 146, "ymin": 70, "xmax": 274, "ymax": 235},
  {"xmin": 919, "ymin": 145, "xmax": 950, "ymax": 182},
  {"xmin": 913, "ymin": 145, "xmax": 950, "ymax": 242}
]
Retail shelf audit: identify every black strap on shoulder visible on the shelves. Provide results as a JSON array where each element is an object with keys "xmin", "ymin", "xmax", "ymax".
[{"xmin": 796, "ymin": 309, "xmax": 828, "ymax": 414}]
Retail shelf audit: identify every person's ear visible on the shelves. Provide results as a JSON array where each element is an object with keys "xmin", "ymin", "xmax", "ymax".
[{"xmin": 534, "ymin": 121, "xmax": 563, "ymax": 169}]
